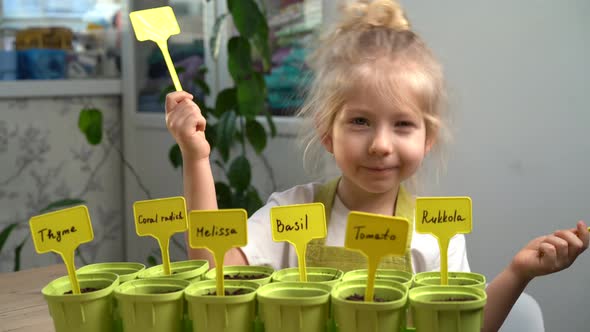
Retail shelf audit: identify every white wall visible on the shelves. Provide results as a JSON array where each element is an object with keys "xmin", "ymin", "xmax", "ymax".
[{"xmin": 399, "ymin": 1, "xmax": 590, "ymax": 331}]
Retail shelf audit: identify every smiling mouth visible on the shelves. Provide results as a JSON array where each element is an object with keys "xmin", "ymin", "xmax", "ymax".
[{"xmin": 364, "ymin": 166, "xmax": 397, "ymax": 172}]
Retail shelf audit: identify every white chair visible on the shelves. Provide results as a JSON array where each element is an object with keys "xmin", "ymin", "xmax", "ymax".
[{"xmin": 499, "ymin": 292, "xmax": 544, "ymax": 332}]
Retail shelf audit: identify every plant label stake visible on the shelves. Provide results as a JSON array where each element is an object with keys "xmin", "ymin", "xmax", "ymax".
[
  {"xmin": 188, "ymin": 209, "xmax": 248, "ymax": 296},
  {"xmin": 345, "ymin": 212, "xmax": 410, "ymax": 302},
  {"xmin": 129, "ymin": 6, "xmax": 182, "ymax": 91},
  {"xmin": 270, "ymin": 203, "xmax": 326, "ymax": 281},
  {"xmin": 415, "ymin": 197, "xmax": 472, "ymax": 285},
  {"xmin": 29, "ymin": 205, "xmax": 94, "ymax": 295},
  {"xmin": 133, "ymin": 197, "xmax": 187, "ymax": 275}
]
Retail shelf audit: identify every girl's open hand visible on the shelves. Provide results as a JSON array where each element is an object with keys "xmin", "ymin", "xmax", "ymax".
[
  {"xmin": 510, "ymin": 220, "xmax": 589, "ymax": 281},
  {"xmin": 165, "ymin": 91, "xmax": 210, "ymax": 161}
]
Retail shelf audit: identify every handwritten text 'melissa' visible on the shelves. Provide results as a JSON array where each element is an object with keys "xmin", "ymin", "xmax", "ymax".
[
  {"xmin": 195, "ymin": 225, "xmax": 238, "ymax": 237},
  {"xmin": 421, "ymin": 209, "xmax": 466, "ymax": 224}
]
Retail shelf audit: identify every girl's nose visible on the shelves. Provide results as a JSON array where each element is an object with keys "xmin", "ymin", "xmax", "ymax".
[{"xmin": 368, "ymin": 128, "xmax": 393, "ymax": 156}]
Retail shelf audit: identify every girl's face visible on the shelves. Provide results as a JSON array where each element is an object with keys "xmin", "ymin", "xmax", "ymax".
[{"xmin": 323, "ymin": 82, "xmax": 433, "ymax": 197}]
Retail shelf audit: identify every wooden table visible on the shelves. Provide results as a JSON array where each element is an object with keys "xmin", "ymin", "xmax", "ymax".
[{"xmin": 0, "ymin": 265, "xmax": 66, "ymax": 332}]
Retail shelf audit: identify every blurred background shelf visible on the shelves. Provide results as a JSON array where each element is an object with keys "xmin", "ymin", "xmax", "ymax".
[{"xmin": 0, "ymin": 78, "xmax": 121, "ymax": 98}]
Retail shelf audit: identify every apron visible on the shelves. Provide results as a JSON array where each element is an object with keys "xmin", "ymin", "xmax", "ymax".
[{"xmin": 305, "ymin": 177, "xmax": 414, "ymax": 273}]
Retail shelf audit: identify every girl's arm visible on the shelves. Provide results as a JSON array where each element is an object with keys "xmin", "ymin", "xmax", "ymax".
[
  {"xmin": 165, "ymin": 91, "xmax": 249, "ymax": 267},
  {"xmin": 482, "ymin": 221, "xmax": 589, "ymax": 332}
]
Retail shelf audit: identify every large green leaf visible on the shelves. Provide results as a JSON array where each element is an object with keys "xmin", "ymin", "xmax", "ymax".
[
  {"xmin": 78, "ymin": 108, "xmax": 103, "ymax": 145},
  {"xmin": 227, "ymin": 155, "xmax": 251, "ymax": 193},
  {"xmin": 215, "ymin": 111, "xmax": 237, "ymax": 161},
  {"xmin": 228, "ymin": 37, "xmax": 253, "ymax": 82},
  {"xmin": 0, "ymin": 223, "xmax": 17, "ymax": 253},
  {"xmin": 215, "ymin": 181, "xmax": 232, "ymax": 209},
  {"xmin": 237, "ymin": 73, "xmax": 265, "ymax": 119},
  {"xmin": 245, "ymin": 119, "xmax": 267, "ymax": 153},
  {"xmin": 215, "ymin": 88, "xmax": 237, "ymax": 117},
  {"xmin": 227, "ymin": 0, "xmax": 261, "ymax": 38},
  {"xmin": 40, "ymin": 199, "xmax": 85, "ymax": 213},
  {"xmin": 252, "ymin": 13, "xmax": 271, "ymax": 71},
  {"xmin": 169, "ymin": 144, "xmax": 182, "ymax": 169}
]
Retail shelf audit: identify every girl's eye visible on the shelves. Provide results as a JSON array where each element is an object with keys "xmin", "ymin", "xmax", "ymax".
[
  {"xmin": 396, "ymin": 121, "xmax": 415, "ymax": 127},
  {"xmin": 351, "ymin": 117, "xmax": 369, "ymax": 126}
]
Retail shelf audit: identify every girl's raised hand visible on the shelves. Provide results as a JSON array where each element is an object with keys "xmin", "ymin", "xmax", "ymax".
[
  {"xmin": 510, "ymin": 220, "xmax": 589, "ymax": 282},
  {"xmin": 165, "ymin": 91, "xmax": 210, "ymax": 161}
]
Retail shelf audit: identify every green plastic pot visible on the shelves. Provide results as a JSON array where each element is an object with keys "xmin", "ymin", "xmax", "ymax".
[
  {"xmin": 257, "ymin": 281, "xmax": 332, "ymax": 332},
  {"xmin": 42, "ymin": 272, "xmax": 120, "ymax": 332},
  {"xmin": 272, "ymin": 267, "xmax": 343, "ymax": 287},
  {"xmin": 342, "ymin": 269, "xmax": 413, "ymax": 289},
  {"xmin": 77, "ymin": 262, "xmax": 145, "ymax": 283},
  {"xmin": 205, "ymin": 265, "xmax": 274, "ymax": 286},
  {"xmin": 331, "ymin": 279, "xmax": 408, "ymax": 332},
  {"xmin": 413, "ymin": 271, "xmax": 486, "ymax": 290},
  {"xmin": 137, "ymin": 259, "xmax": 209, "ymax": 283},
  {"xmin": 185, "ymin": 279, "xmax": 260, "ymax": 332},
  {"xmin": 114, "ymin": 278, "xmax": 190, "ymax": 332},
  {"xmin": 77, "ymin": 262, "xmax": 146, "ymax": 332},
  {"xmin": 409, "ymin": 285, "xmax": 487, "ymax": 332}
]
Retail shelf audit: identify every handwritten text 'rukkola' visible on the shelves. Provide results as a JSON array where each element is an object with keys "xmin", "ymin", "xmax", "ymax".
[{"xmin": 421, "ymin": 210, "xmax": 466, "ymax": 224}]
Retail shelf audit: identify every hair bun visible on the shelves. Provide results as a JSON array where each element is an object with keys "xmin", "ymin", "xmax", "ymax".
[{"xmin": 346, "ymin": 0, "xmax": 410, "ymax": 31}]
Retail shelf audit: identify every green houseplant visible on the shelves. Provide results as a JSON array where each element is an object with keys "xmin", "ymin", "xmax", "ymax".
[{"xmin": 167, "ymin": 0, "xmax": 276, "ymax": 217}]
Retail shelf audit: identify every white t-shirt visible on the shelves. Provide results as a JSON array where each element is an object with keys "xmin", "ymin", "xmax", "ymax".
[{"xmin": 241, "ymin": 182, "xmax": 471, "ymax": 273}]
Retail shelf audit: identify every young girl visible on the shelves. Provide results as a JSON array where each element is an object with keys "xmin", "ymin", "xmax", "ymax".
[{"xmin": 165, "ymin": 0, "xmax": 588, "ymax": 330}]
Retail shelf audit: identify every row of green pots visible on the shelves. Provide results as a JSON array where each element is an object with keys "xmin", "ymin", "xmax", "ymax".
[{"xmin": 42, "ymin": 260, "xmax": 487, "ymax": 332}]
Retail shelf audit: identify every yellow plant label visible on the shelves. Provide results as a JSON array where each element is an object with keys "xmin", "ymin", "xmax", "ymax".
[
  {"xmin": 129, "ymin": 6, "xmax": 180, "ymax": 42},
  {"xmin": 134, "ymin": 196, "xmax": 187, "ymax": 237},
  {"xmin": 270, "ymin": 203, "xmax": 326, "ymax": 281},
  {"xmin": 29, "ymin": 205, "xmax": 94, "ymax": 294},
  {"xmin": 129, "ymin": 6, "xmax": 182, "ymax": 91},
  {"xmin": 345, "ymin": 211, "xmax": 409, "ymax": 302},
  {"xmin": 188, "ymin": 209, "xmax": 248, "ymax": 296},
  {"xmin": 415, "ymin": 197, "xmax": 472, "ymax": 236},
  {"xmin": 270, "ymin": 203, "xmax": 326, "ymax": 245},
  {"xmin": 133, "ymin": 196, "xmax": 187, "ymax": 275},
  {"xmin": 415, "ymin": 196, "xmax": 472, "ymax": 285},
  {"xmin": 345, "ymin": 212, "xmax": 409, "ymax": 258},
  {"xmin": 188, "ymin": 209, "xmax": 248, "ymax": 253},
  {"xmin": 29, "ymin": 205, "xmax": 94, "ymax": 255}
]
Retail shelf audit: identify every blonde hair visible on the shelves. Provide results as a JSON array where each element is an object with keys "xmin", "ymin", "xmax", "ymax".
[{"xmin": 297, "ymin": 0, "xmax": 449, "ymax": 181}]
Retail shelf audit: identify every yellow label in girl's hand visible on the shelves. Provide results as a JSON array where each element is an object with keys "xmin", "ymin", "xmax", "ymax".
[
  {"xmin": 271, "ymin": 203, "xmax": 326, "ymax": 281},
  {"xmin": 345, "ymin": 212, "xmax": 409, "ymax": 302},
  {"xmin": 188, "ymin": 209, "xmax": 248, "ymax": 296},
  {"xmin": 133, "ymin": 196, "xmax": 187, "ymax": 275},
  {"xmin": 415, "ymin": 197, "xmax": 472, "ymax": 285},
  {"xmin": 29, "ymin": 205, "xmax": 94, "ymax": 294}
]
